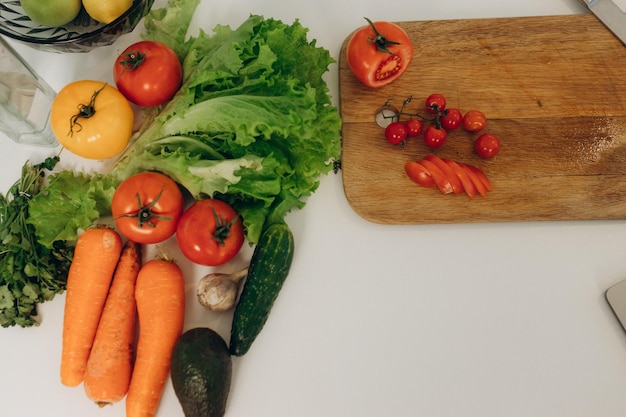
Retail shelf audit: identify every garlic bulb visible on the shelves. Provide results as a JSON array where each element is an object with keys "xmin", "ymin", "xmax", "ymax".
[{"xmin": 197, "ymin": 268, "xmax": 248, "ymax": 312}]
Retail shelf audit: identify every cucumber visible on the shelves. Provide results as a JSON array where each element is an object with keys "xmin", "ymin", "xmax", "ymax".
[{"xmin": 229, "ymin": 222, "xmax": 294, "ymax": 356}]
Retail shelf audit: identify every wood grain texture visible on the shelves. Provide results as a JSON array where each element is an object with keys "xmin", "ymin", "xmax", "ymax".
[{"xmin": 339, "ymin": 14, "xmax": 626, "ymax": 224}]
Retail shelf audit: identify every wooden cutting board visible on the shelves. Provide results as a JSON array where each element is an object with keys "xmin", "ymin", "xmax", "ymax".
[{"xmin": 338, "ymin": 14, "xmax": 626, "ymax": 224}]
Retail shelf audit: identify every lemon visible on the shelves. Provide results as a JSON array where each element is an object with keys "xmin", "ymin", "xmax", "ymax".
[
  {"xmin": 20, "ymin": 0, "xmax": 81, "ymax": 27},
  {"xmin": 82, "ymin": 0, "xmax": 132, "ymax": 24}
]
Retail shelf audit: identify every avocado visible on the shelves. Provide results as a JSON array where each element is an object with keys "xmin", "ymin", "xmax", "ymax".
[{"xmin": 170, "ymin": 327, "xmax": 232, "ymax": 417}]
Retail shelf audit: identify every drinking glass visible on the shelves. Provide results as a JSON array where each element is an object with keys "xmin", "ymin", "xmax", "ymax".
[{"xmin": 0, "ymin": 36, "xmax": 58, "ymax": 147}]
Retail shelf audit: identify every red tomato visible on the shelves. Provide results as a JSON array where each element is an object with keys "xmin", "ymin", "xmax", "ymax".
[
  {"xmin": 405, "ymin": 118, "xmax": 423, "ymax": 137},
  {"xmin": 346, "ymin": 19, "xmax": 413, "ymax": 88},
  {"xmin": 423, "ymin": 125, "xmax": 447, "ymax": 148},
  {"xmin": 417, "ymin": 159, "xmax": 454, "ymax": 194},
  {"xmin": 424, "ymin": 155, "xmax": 463, "ymax": 194},
  {"xmin": 176, "ymin": 199, "xmax": 245, "ymax": 266},
  {"xmin": 466, "ymin": 163, "xmax": 493, "ymax": 191},
  {"xmin": 463, "ymin": 110, "xmax": 487, "ymax": 132},
  {"xmin": 442, "ymin": 158, "xmax": 477, "ymax": 198},
  {"xmin": 475, "ymin": 133, "xmax": 501, "ymax": 158},
  {"xmin": 440, "ymin": 108, "xmax": 463, "ymax": 130},
  {"xmin": 462, "ymin": 164, "xmax": 489, "ymax": 197},
  {"xmin": 113, "ymin": 41, "xmax": 182, "ymax": 107},
  {"xmin": 405, "ymin": 161, "xmax": 435, "ymax": 188},
  {"xmin": 385, "ymin": 121, "xmax": 408, "ymax": 145},
  {"xmin": 112, "ymin": 172, "xmax": 184, "ymax": 244},
  {"xmin": 425, "ymin": 94, "xmax": 446, "ymax": 114}
]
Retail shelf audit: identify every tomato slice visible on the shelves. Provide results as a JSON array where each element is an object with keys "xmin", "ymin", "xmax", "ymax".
[
  {"xmin": 461, "ymin": 163, "xmax": 488, "ymax": 197},
  {"xmin": 466, "ymin": 164, "xmax": 493, "ymax": 191},
  {"xmin": 441, "ymin": 158, "xmax": 476, "ymax": 198},
  {"xmin": 405, "ymin": 161, "xmax": 436, "ymax": 188},
  {"xmin": 417, "ymin": 159, "xmax": 454, "ymax": 194},
  {"xmin": 424, "ymin": 155, "xmax": 463, "ymax": 195}
]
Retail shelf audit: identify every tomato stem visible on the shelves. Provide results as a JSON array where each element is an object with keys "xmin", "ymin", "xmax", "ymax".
[
  {"xmin": 68, "ymin": 83, "xmax": 107, "ymax": 137},
  {"xmin": 114, "ymin": 186, "xmax": 173, "ymax": 228},
  {"xmin": 364, "ymin": 17, "xmax": 401, "ymax": 55},
  {"xmin": 382, "ymin": 96, "xmax": 433, "ymax": 122},
  {"xmin": 211, "ymin": 207, "xmax": 239, "ymax": 246},
  {"xmin": 118, "ymin": 50, "xmax": 146, "ymax": 72}
]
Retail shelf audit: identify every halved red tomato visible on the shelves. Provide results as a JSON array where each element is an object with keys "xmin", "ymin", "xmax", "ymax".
[{"xmin": 346, "ymin": 18, "xmax": 413, "ymax": 88}]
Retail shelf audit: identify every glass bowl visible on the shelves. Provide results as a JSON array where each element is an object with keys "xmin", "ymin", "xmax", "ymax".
[{"xmin": 0, "ymin": 0, "xmax": 155, "ymax": 53}]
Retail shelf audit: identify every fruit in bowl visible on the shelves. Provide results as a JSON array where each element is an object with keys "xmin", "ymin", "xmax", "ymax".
[
  {"xmin": 82, "ymin": 0, "xmax": 133, "ymax": 24},
  {"xmin": 0, "ymin": 0, "xmax": 154, "ymax": 53},
  {"xmin": 20, "ymin": 0, "xmax": 82, "ymax": 27}
]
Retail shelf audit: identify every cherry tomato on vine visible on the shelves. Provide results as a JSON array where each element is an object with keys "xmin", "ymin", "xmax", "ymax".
[
  {"xmin": 405, "ymin": 118, "xmax": 423, "ymax": 137},
  {"xmin": 112, "ymin": 172, "xmax": 184, "ymax": 244},
  {"xmin": 114, "ymin": 41, "xmax": 183, "ymax": 107},
  {"xmin": 475, "ymin": 133, "xmax": 501, "ymax": 158},
  {"xmin": 463, "ymin": 110, "xmax": 488, "ymax": 132},
  {"xmin": 346, "ymin": 18, "xmax": 413, "ymax": 88},
  {"xmin": 176, "ymin": 199, "xmax": 245, "ymax": 266},
  {"xmin": 425, "ymin": 94, "xmax": 446, "ymax": 114},
  {"xmin": 423, "ymin": 125, "xmax": 447, "ymax": 148},
  {"xmin": 50, "ymin": 80, "xmax": 133, "ymax": 160},
  {"xmin": 440, "ymin": 108, "xmax": 463, "ymax": 131},
  {"xmin": 385, "ymin": 121, "xmax": 408, "ymax": 145}
]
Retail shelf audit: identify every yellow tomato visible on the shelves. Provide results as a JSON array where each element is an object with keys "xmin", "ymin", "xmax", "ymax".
[{"xmin": 51, "ymin": 80, "xmax": 134, "ymax": 160}]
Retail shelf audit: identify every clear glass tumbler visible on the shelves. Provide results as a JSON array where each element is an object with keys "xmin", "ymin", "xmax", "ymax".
[{"xmin": 0, "ymin": 36, "xmax": 58, "ymax": 147}]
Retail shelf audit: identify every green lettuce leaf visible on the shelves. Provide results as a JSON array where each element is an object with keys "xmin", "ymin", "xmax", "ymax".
[
  {"xmin": 142, "ymin": 0, "xmax": 200, "ymax": 59},
  {"xmin": 111, "ymin": 6, "xmax": 342, "ymax": 244},
  {"xmin": 27, "ymin": 171, "xmax": 117, "ymax": 248}
]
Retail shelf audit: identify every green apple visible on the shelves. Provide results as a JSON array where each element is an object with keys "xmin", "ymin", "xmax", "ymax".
[{"xmin": 20, "ymin": 0, "xmax": 82, "ymax": 27}]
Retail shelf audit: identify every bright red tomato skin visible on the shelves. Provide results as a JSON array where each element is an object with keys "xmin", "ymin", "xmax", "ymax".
[
  {"xmin": 176, "ymin": 199, "xmax": 245, "ymax": 267},
  {"xmin": 385, "ymin": 121, "xmax": 408, "ymax": 145},
  {"xmin": 440, "ymin": 108, "xmax": 463, "ymax": 130},
  {"xmin": 463, "ymin": 110, "xmax": 488, "ymax": 132},
  {"xmin": 475, "ymin": 133, "xmax": 501, "ymax": 158},
  {"xmin": 405, "ymin": 161, "xmax": 435, "ymax": 188},
  {"xmin": 114, "ymin": 41, "xmax": 182, "ymax": 107},
  {"xmin": 405, "ymin": 118, "xmax": 423, "ymax": 137},
  {"xmin": 425, "ymin": 94, "xmax": 446, "ymax": 114},
  {"xmin": 347, "ymin": 20, "xmax": 413, "ymax": 89},
  {"xmin": 423, "ymin": 125, "xmax": 447, "ymax": 148},
  {"xmin": 112, "ymin": 172, "xmax": 184, "ymax": 244}
]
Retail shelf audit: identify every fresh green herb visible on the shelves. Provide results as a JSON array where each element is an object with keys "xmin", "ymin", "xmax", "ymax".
[{"xmin": 0, "ymin": 157, "xmax": 73, "ymax": 328}]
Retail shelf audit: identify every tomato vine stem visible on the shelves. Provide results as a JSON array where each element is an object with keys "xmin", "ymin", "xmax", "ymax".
[
  {"xmin": 68, "ymin": 83, "xmax": 107, "ymax": 137},
  {"xmin": 211, "ymin": 207, "xmax": 239, "ymax": 246},
  {"xmin": 114, "ymin": 186, "xmax": 173, "ymax": 228},
  {"xmin": 364, "ymin": 17, "xmax": 401, "ymax": 55},
  {"xmin": 117, "ymin": 50, "xmax": 145, "ymax": 76}
]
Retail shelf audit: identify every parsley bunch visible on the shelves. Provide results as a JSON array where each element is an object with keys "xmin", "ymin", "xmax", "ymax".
[{"xmin": 0, "ymin": 157, "xmax": 73, "ymax": 327}]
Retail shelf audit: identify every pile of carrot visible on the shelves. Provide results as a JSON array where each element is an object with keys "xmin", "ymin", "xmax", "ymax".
[{"xmin": 59, "ymin": 226, "xmax": 186, "ymax": 417}]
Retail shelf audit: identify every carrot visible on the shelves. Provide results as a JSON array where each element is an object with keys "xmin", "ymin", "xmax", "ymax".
[
  {"xmin": 83, "ymin": 240, "xmax": 142, "ymax": 406},
  {"xmin": 60, "ymin": 227, "xmax": 123, "ymax": 387},
  {"xmin": 126, "ymin": 258, "xmax": 185, "ymax": 417}
]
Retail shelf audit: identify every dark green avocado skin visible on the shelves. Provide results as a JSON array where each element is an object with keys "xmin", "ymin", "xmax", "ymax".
[{"xmin": 171, "ymin": 327, "xmax": 233, "ymax": 417}]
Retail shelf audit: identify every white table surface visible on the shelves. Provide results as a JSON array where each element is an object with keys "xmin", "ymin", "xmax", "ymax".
[{"xmin": 4, "ymin": 0, "xmax": 626, "ymax": 416}]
